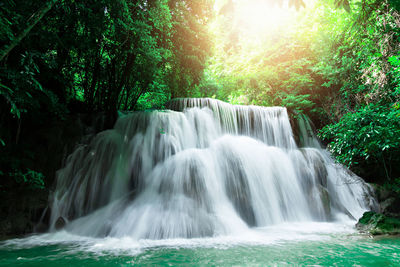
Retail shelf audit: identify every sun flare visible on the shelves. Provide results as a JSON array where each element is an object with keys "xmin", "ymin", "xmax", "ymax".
[{"xmin": 227, "ymin": 0, "xmax": 298, "ymax": 38}]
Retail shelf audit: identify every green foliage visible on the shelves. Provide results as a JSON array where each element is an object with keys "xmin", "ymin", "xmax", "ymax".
[
  {"xmin": 357, "ymin": 211, "xmax": 400, "ymax": 235},
  {"xmin": 167, "ymin": 0, "xmax": 213, "ymax": 98},
  {"xmin": 319, "ymin": 104, "xmax": 400, "ymax": 168},
  {"xmin": 313, "ymin": 0, "xmax": 400, "ymax": 182},
  {"xmin": 0, "ymin": 0, "xmax": 213, "ymax": 197},
  {"xmin": 0, "ymin": 0, "xmax": 212, "ymax": 116},
  {"xmin": 280, "ymin": 93, "xmax": 315, "ymax": 113},
  {"xmin": 8, "ymin": 168, "xmax": 45, "ymax": 190},
  {"xmin": 388, "ymin": 54, "xmax": 400, "ymax": 98},
  {"xmin": 135, "ymin": 88, "xmax": 170, "ymax": 110},
  {"xmin": 202, "ymin": 0, "xmax": 327, "ymax": 114},
  {"xmin": 384, "ymin": 178, "xmax": 400, "ymax": 195},
  {"xmin": 205, "ymin": 0, "xmax": 400, "ymax": 182}
]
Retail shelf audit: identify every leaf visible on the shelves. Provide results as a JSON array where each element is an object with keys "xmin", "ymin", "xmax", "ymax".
[{"xmin": 0, "ymin": 83, "xmax": 13, "ymax": 93}]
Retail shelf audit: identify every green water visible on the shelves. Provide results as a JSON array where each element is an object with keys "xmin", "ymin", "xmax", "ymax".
[{"xmin": 1, "ymin": 223, "xmax": 400, "ymax": 266}]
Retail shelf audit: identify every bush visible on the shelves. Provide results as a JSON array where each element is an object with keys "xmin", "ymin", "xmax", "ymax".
[
  {"xmin": 319, "ymin": 104, "xmax": 400, "ymax": 177},
  {"xmin": 8, "ymin": 168, "xmax": 45, "ymax": 190}
]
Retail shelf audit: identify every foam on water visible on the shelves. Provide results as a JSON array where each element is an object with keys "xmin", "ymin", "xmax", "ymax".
[{"xmin": 1, "ymin": 221, "xmax": 361, "ymax": 257}]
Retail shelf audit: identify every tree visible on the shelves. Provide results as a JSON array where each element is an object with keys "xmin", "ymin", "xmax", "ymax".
[{"xmin": 0, "ymin": 0, "xmax": 57, "ymax": 62}]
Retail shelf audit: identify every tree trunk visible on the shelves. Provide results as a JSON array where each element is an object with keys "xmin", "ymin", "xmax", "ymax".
[
  {"xmin": 108, "ymin": 52, "xmax": 136, "ymax": 112},
  {"xmin": 86, "ymin": 44, "xmax": 102, "ymax": 110}
]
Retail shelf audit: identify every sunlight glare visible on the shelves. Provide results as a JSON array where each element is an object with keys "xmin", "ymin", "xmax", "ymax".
[{"xmin": 234, "ymin": 0, "xmax": 294, "ymax": 37}]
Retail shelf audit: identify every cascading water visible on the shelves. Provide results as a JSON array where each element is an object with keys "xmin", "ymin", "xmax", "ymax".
[{"xmin": 49, "ymin": 98, "xmax": 378, "ymax": 239}]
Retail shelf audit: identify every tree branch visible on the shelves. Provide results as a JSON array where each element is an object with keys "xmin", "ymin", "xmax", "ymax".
[{"xmin": 0, "ymin": 0, "xmax": 57, "ymax": 62}]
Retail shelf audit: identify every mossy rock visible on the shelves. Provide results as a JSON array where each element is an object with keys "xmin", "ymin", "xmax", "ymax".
[{"xmin": 356, "ymin": 211, "xmax": 400, "ymax": 235}]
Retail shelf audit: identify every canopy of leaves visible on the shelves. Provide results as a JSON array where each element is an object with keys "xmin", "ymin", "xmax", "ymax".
[{"xmin": 0, "ymin": 0, "xmax": 212, "ymax": 191}]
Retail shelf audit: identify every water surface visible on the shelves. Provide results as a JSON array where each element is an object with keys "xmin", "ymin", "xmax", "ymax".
[{"xmin": 1, "ymin": 222, "xmax": 399, "ymax": 266}]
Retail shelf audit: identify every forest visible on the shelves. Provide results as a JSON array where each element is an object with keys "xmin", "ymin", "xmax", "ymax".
[{"xmin": 1, "ymin": 0, "xmax": 400, "ymax": 237}]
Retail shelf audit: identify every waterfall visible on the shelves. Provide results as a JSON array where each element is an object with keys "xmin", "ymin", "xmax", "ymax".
[{"xmin": 49, "ymin": 98, "xmax": 377, "ymax": 239}]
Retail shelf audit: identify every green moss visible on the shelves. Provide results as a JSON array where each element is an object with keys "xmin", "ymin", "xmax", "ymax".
[
  {"xmin": 357, "ymin": 211, "xmax": 400, "ymax": 235},
  {"xmin": 358, "ymin": 211, "xmax": 376, "ymax": 225}
]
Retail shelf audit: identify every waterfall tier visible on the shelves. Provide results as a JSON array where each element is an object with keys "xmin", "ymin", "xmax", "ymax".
[{"xmin": 50, "ymin": 98, "xmax": 377, "ymax": 239}]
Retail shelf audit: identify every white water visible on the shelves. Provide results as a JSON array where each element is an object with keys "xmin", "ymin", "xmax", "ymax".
[
  {"xmin": 49, "ymin": 98, "xmax": 377, "ymax": 240},
  {"xmin": 2, "ymin": 221, "xmax": 359, "ymax": 257}
]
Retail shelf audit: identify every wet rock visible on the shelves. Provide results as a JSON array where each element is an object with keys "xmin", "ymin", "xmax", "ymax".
[
  {"xmin": 385, "ymin": 197, "xmax": 400, "ymax": 216},
  {"xmin": 319, "ymin": 186, "xmax": 331, "ymax": 219},
  {"xmin": 380, "ymin": 198, "xmax": 396, "ymax": 213},
  {"xmin": 369, "ymin": 183, "xmax": 400, "ymax": 218},
  {"xmin": 370, "ymin": 183, "xmax": 393, "ymax": 202},
  {"xmin": 34, "ymin": 222, "xmax": 48, "ymax": 233},
  {"xmin": 55, "ymin": 217, "xmax": 66, "ymax": 230}
]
